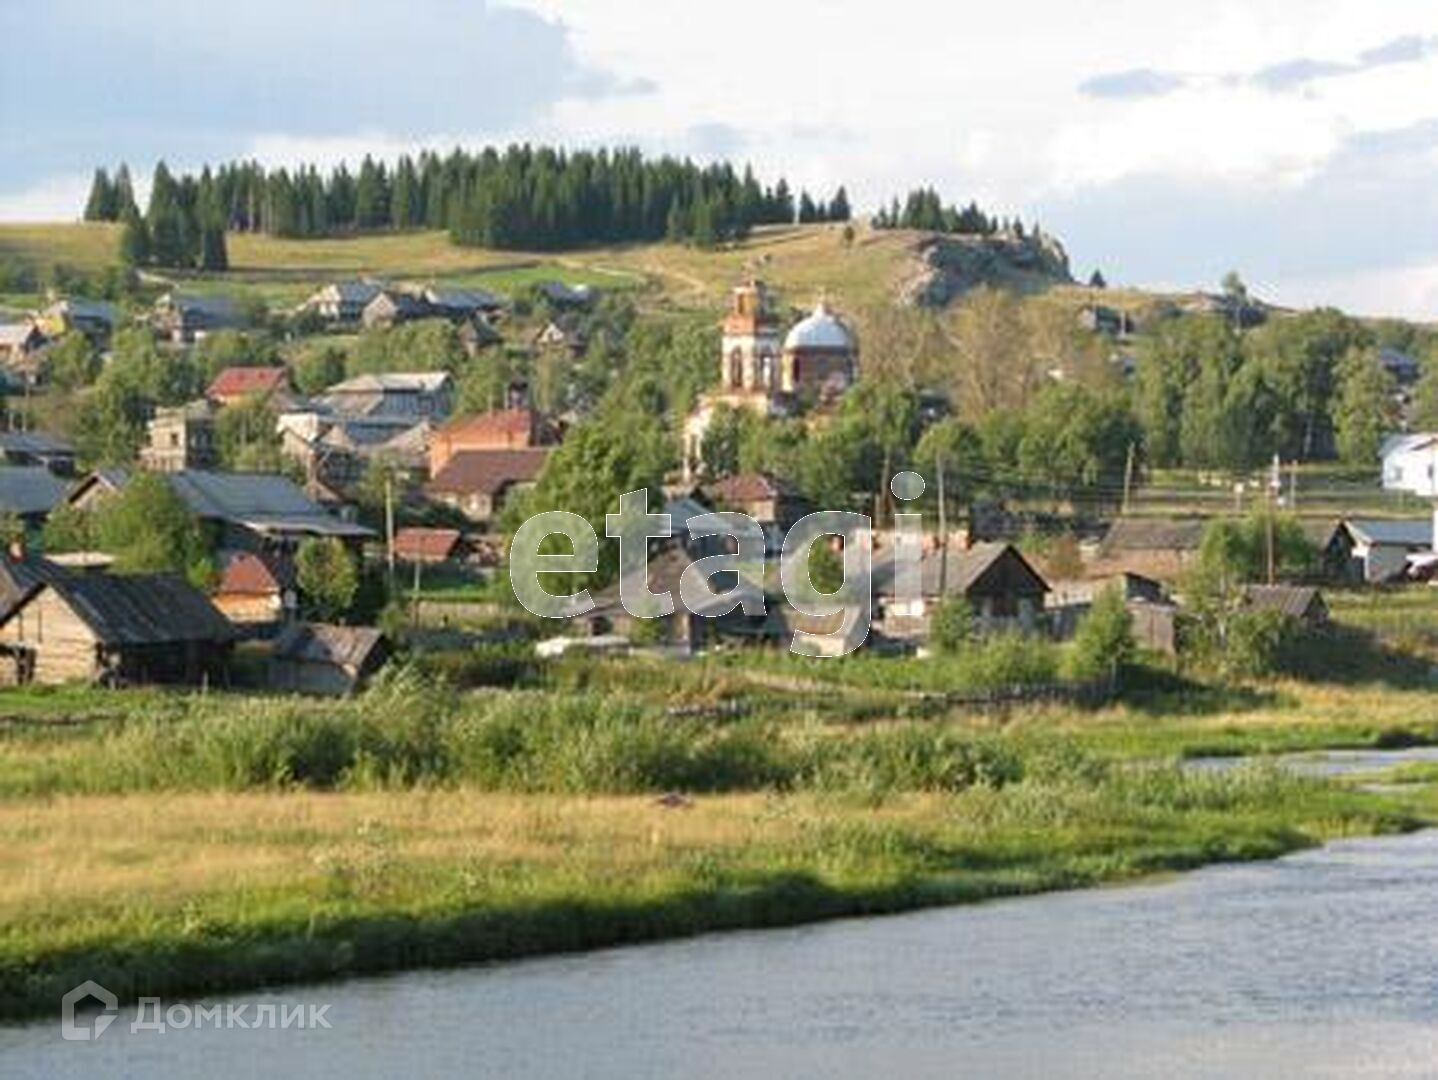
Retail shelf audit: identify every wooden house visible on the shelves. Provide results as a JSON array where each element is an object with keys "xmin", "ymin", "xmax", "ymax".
[
  {"xmin": 269, "ymin": 622, "xmax": 389, "ymax": 695},
  {"xmin": 428, "ymin": 407, "xmax": 559, "ymax": 474},
  {"xmin": 424, "ymin": 449, "xmax": 550, "ymax": 528},
  {"xmin": 152, "ymin": 293, "xmax": 242, "ymax": 344},
  {"xmin": 38, "ymin": 298, "xmax": 118, "ymax": 343},
  {"xmin": 211, "ymin": 551, "xmax": 293, "ymax": 632},
  {"xmin": 1242, "ymin": 584, "xmax": 1329, "ymax": 628},
  {"xmin": 0, "ymin": 322, "xmax": 48, "ymax": 381},
  {"xmin": 361, "ymin": 289, "xmax": 433, "ymax": 329},
  {"xmin": 205, "ymin": 366, "xmax": 291, "ymax": 407},
  {"xmin": 315, "ymin": 372, "xmax": 453, "ymax": 423},
  {"xmin": 139, "ymin": 401, "xmax": 218, "ymax": 472},
  {"xmin": 1091, "ymin": 516, "xmax": 1207, "ymax": 581},
  {"xmin": 422, "ymin": 286, "xmax": 504, "ymax": 321},
  {"xmin": 703, "ymin": 471, "xmax": 807, "ymax": 555},
  {"xmin": 303, "ymin": 281, "xmax": 384, "ymax": 324},
  {"xmin": 0, "ymin": 559, "xmax": 233, "ymax": 686},
  {"xmin": 872, "ymin": 541, "xmax": 1050, "ymax": 640},
  {"xmin": 1338, "ymin": 517, "xmax": 1433, "ymax": 582}
]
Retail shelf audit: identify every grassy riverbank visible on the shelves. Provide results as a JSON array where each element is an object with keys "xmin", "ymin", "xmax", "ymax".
[
  {"xmin": 1, "ymin": 669, "xmax": 1435, "ymax": 1020},
  {"xmin": 0, "ymin": 767, "xmax": 1421, "ymax": 1020}
]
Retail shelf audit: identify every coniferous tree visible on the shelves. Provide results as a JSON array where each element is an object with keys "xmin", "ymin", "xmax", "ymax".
[
  {"xmin": 113, "ymin": 164, "xmax": 138, "ymax": 218},
  {"xmin": 828, "ymin": 186, "xmax": 851, "ymax": 222},
  {"xmin": 118, "ymin": 205, "xmax": 151, "ymax": 267},
  {"xmin": 83, "ymin": 168, "xmax": 115, "ymax": 221}
]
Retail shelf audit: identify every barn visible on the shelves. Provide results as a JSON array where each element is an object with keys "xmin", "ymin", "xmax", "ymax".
[{"xmin": 0, "ymin": 559, "xmax": 234, "ymax": 686}]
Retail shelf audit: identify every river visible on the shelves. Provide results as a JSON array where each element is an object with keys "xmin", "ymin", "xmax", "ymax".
[{"xmin": 6, "ymin": 755, "xmax": 1438, "ymax": 1078}]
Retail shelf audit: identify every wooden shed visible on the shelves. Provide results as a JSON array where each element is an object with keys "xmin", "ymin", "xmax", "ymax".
[
  {"xmin": 0, "ymin": 560, "xmax": 234, "ymax": 686},
  {"xmin": 269, "ymin": 622, "xmax": 389, "ymax": 695}
]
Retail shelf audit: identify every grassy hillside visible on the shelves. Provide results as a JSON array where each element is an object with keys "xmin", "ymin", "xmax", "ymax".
[{"xmin": 0, "ymin": 218, "xmax": 1173, "ymax": 328}]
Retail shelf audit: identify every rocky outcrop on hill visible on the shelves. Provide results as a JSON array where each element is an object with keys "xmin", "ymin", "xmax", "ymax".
[{"xmin": 898, "ymin": 230, "xmax": 1073, "ymax": 307}]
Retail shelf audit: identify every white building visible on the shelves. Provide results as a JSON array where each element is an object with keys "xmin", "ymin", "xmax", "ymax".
[
  {"xmin": 682, "ymin": 281, "xmax": 857, "ymax": 480},
  {"xmin": 1380, "ymin": 433, "xmax": 1438, "ymax": 497}
]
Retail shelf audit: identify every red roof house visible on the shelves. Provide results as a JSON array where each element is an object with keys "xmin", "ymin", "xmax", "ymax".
[
  {"xmin": 206, "ymin": 366, "xmax": 291, "ymax": 406},
  {"xmin": 211, "ymin": 551, "xmax": 293, "ymax": 628},
  {"xmin": 393, "ymin": 526, "xmax": 464, "ymax": 564},
  {"xmin": 429, "ymin": 407, "xmax": 558, "ymax": 473}
]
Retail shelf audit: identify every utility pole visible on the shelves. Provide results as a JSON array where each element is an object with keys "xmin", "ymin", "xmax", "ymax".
[
  {"xmin": 1121, "ymin": 441, "xmax": 1135, "ymax": 516},
  {"xmin": 1267, "ymin": 453, "xmax": 1281, "ymax": 586},
  {"xmin": 936, "ymin": 453, "xmax": 949, "ymax": 597},
  {"xmin": 384, "ymin": 471, "xmax": 396, "ymax": 589}
]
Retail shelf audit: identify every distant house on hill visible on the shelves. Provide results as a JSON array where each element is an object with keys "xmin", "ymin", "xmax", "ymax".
[
  {"xmin": 425, "ymin": 449, "xmax": 550, "ymax": 528},
  {"xmin": 0, "ymin": 558, "xmax": 233, "ymax": 686},
  {"xmin": 361, "ymin": 289, "xmax": 433, "ymax": 330},
  {"xmin": 1380, "ymin": 433, "xmax": 1438, "ymax": 497},
  {"xmin": 152, "ymin": 293, "xmax": 242, "ymax": 344},
  {"xmin": 0, "ymin": 322, "xmax": 48, "ymax": 382},
  {"xmin": 38, "ymin": 298, "xmax": 118, "ymax": 342},
  {"xmin": 534, "ymin": 316, "xmax": 588, "ymax": 355},
  {"xmin": 303, "ymin": 281, "xmax": 384, "ymax": 324},
  {"xmin": 422, "ymin": 286, "xmax": 504, "ymax": 321},
  {"xmin": 269, "ymin": 622, "xmax": 389, "ymax": 695},
  {"xmin": 0, "ymin": 432, "xmax": 75, "ymax": 477},
  {"xmin": 316, "ymin": 372, "xmax": 453, "ymax": 423},
  {"xmin": 533, "ymin": 281, "xmax": 594, "ymax": 308},
  {"xmin": 1076, "ymin": 304, "xmax": 1133, "ymax": 337},
  {"xmin": 205, "ymin": 366, "xmax": 291, "ymax": 407},
  {"xmin": 0, "ymin": 466, "xmax": 69, "ymax": 526}
]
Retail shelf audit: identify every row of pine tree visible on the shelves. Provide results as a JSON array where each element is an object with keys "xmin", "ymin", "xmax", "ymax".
[
  {"xmin": 85, "ymin": 163, "xmax": 229, "ymax": 271},
  {"xmin": 872, "ymin": 186, "xmax": 1030, "ymax": 238},
  {"xmin": 83, "ymin": 147, "xmax": 854, "ymax": 261}
]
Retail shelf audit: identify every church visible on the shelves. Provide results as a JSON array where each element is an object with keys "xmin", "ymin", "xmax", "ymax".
[{"xmin": 682, "ymin": 281, "xmax": 858, "ymax": 479}]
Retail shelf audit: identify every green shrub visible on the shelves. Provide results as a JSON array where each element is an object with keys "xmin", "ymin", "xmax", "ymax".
[{"xmin": 953, "ymin": 634, "xmax": 1060, "ymax": 691}]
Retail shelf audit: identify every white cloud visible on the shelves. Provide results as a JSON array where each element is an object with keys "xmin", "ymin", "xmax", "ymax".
[
  {"xmin": 1267, "ymin": 261, "xmax": 1438, "ymax": 321},
  {"xmin": 0, "ymin": 174, "xmax": 91, "ymax": 222}
]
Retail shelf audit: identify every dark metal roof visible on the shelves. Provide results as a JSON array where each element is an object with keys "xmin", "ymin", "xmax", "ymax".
[
  {"xmin": 165, "ymin": 471, "xmax": 373, "ymax": 538},
  {"xmin": 0, "ymin": 466, "xmax": 68, "ymax": 516},
  {"xmin": 1345, "ymin": 517, "xmax": 1432, "ymax": 547}
]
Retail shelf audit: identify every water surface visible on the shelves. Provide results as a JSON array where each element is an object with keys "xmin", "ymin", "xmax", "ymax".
[{"xmin": 8, "ymin": 827, "xmax": 1438, "ymax": 1078}]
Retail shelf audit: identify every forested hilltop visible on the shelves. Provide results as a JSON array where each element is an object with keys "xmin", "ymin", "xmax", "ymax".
[{"xmin": 80, "ymin": 147, "xmax": 861, "ymax": 266}]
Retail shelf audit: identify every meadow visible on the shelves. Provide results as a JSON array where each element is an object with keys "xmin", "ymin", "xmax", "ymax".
[{"xmin": 1, "ymin": 651, "xmax": 1436, "ymax": 1020}]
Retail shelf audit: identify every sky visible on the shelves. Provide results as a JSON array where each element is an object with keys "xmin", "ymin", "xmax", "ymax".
[{"xmin": 2, "ymin": 0, "xmax": 1436, "ymax": 319}]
